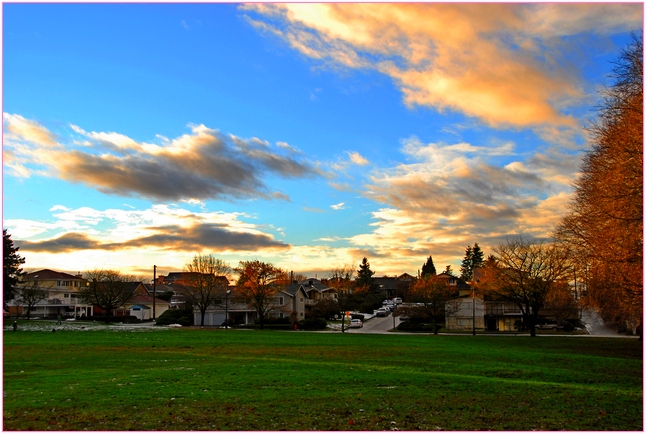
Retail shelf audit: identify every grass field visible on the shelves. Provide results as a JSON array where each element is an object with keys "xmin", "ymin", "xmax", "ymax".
[{"xmin": 3, "ymin": 322, "xmax": 643, "ymax": 431}]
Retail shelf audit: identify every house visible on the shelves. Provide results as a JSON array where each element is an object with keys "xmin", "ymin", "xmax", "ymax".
[
  {"xmin": 483, "ymin": 298, "xmax": 523, "ymax": 331},
  {"xmin": 123, "ymin": 294, "xmax": 172, "ymax": 320},
  {"xmin": 293, "ymin": 278, "xmax": 337, "ymax": 315},
  {"xmin": 445, "ymin": 293, "xmax": 486, "ymax": 330},
  {"xmin": 10, "ymin": 269, "xmax": 94, "ymax": 318},
  {"xmin": 433, "ymin": 272, "xmax": 471, "ymax": 295},
  {"xmin": 373, "ymin": 273, "xmax": 416, "ymax": 298},
  {"xmin": 194, "ymin": 282, "xmax": 310, "ymax": 326},
  {"xmin": 91, "ymin": 282, "xmax": 150, "ymax": 318}
]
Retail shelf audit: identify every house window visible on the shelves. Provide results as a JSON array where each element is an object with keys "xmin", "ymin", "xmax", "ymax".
[
  {"xmin": 300, "ymin": 298, "xmax": 303, "ymax": 302},
  {"xmin": 279, "ymin": 297, "xmax": 284, "ymax": 305},
  {"xmin": 74, "ymin": 281, "xmax": 79, "ymax": 288},
  {"xmin": 64, "ymin": 294, "xmax": 70, "ymax": 298}
]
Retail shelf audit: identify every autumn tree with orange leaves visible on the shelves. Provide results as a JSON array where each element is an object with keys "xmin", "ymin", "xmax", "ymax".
[
  {"xmin": 234, "ymin": 260, "xmax": 289, "ymax": 329},
  {"xmin": 554, "ymin": 35, "xmax": 643, "ymax": 336}
]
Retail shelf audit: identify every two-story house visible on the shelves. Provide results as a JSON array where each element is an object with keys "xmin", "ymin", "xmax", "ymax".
[{"xmin": 11, "ymin": 269, "xmax": 94, "ymax": 319}]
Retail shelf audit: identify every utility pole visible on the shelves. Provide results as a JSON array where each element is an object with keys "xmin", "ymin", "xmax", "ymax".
[
  {"xmin": 472, "ymin": 288, "xmax": 476, "ymax": 336},
  {"xmin": 153, "ymin": 265, "xmax": 157, "ymax": 320}
]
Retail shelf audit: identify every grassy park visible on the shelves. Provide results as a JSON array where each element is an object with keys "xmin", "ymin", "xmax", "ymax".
[{"xmin": 3, "ymin": 321, "xmax": 642, "ymax": 431}]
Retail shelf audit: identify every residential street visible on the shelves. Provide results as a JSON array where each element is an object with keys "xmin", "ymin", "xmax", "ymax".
[{"xmin": 349, "ymin": 313, "xmax": 401, "ymax": 334}]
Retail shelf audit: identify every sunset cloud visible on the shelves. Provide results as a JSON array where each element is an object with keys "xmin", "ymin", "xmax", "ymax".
[
  {"xmin": 10, "ymin": 204, "xmax": 290, "ymax": 255},
  {"xmin": 4, "ymin": 115, "xmax": 323, "ymax": 202},
  {"xmin": 243, "ymin": 3, "xmax": 641, "ymax": 129}
]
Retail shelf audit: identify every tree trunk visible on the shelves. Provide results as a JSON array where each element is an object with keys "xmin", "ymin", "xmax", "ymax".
[{"xmin": 200, "ymin": 308, "xmax": 206, "ymax": 327}]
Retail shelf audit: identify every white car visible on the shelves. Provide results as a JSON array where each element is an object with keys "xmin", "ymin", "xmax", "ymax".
[{"xmin": 350, "ymin": 319, "xmax": 363, "ymax": 328}]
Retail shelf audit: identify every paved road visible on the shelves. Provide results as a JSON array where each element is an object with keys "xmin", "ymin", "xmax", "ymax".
[{"xmin": 350, "ymin": 313, "xmax": 401, "ymax": 334}]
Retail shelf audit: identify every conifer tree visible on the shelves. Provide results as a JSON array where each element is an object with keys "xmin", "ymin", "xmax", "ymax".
[
  {"xmin": 3, "ymin": 230, "xmax": 25, "ymax": 301},
  {"xmin": 421, "ymin": 256, "xmax": 436, "ymax": 278},
  {"xmin": 460, "ymin": 243, "xmax": 484, "ymax": 282}
]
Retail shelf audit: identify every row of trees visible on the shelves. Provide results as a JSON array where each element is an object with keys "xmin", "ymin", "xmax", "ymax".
[{"xmin": 554, "ymin": 34, "xmax": 643, "ymax": 335}]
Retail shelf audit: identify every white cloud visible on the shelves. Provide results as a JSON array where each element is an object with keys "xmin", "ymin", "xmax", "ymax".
[{"xmin": 348, "ymin": 151, "xmax": 369, "ymax": 166}]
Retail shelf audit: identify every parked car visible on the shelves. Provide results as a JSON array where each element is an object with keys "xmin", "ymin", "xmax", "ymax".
[
  {"xmin": 375, "ymin": 308, "xmax": 389, "ymax": 317},
  {"xmin": 350, "ymin": 319, "xmax": 363, "ymax": 328},
  {"xmin": 536, "ymin": 322, "xmax": 560, "ymax": 330},
  {"xmin": 393, "ymin": 297, "xmax": 403, "ymax": 304}
]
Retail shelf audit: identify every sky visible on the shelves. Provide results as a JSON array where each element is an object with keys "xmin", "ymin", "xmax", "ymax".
[{"xmin": 2, "ymin": 2, "xmax": 643, "ymax": 281}]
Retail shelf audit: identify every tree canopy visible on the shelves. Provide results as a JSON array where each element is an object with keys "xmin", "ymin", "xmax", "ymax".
[
  {"xmin": 554, "ymin": 34, "xmax": 643, "ymax": 335},
  {"xmin": 479, "ymin": 238, "xmax": 572, "ymax": 337},
  {"xmin": 178, "ymin": 254, "xmax": 231, "ymax": 327},
  {"xmin": 3, "ymin": 230, "xmax": 25, "ymax": 302},
  {"xmin": 77, "ymin": 269, "xmax": 137, "ymax": 323},
  {"xmin": 421, "ymin": 255, "xmax": 436, "ymax": 278},
  {"xmin": 460, "ymin": 243, "xmax": 484, "ymax": 282},
  {"xmin": 235, "ymin": 260, "xmax": 288, "ymax": 329},
  {"xmin": 356, "ymin": 257, "xmax": 375, "ymax": 291}
]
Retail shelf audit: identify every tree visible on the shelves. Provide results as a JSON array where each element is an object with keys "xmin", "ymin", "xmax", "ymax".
[
  {"xmin": 421, "ymin": 255, "xmax": 436, "ymax": 278},
  {"xmin": 443, "ymin": 265, "xmax": 456, "ymax": 277},
  {"xmin": 479, "ymin": 238, "xmax": 572, "ymax": 337},
  {"xmin": 77, "ymin": 269, "xmax": 137, "ymax": 324},
  {"xmin": 408, "ymin": 275, "xmax": 459, "ymax": 334},
  {"xmin": 234, "ymin": 260, "xmax": 288, "ymax": 329},
  {"xmin": 3, "ymin": 230, "xmax": 25, "ymax": 302},
  {"xmin": 329, "ymin": 265, "xmax": 358, "ymax": 333},
  {"xmin": 554, "ymin": 34, "xmax": 643, "ymax": 336},
  {"xmin": 460, "ymin": 243, "xmax": 484, "ymax": 282},
  {"xmin": 15, "ymin": 280, "xmax": 49, "ymax": 320},
  {"xmin": 177, "ymin": 255, "xmax": 231, "ymax": 327},
  {"xmin": 356, "ymin": 257, "xmax": 375, "ymax": 290}
]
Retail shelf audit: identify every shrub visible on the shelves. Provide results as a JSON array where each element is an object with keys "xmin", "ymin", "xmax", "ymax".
[
  {"xmin": 156, "ymin": 308, "xmax": 194, "ymax": 326},
  {"xmin": 297, "ymin": 317, "xmax": 328, "ymax": 330},
  {"xmin": 255, "ymin": 316, "xmax": 291, "ymax": 325},
  {"xmin": 396, "ymin": 321, "xmax": 439, "ymax": 332}
]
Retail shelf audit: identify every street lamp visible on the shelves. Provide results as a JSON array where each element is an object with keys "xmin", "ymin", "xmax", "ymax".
[{"xmin": 225, "ymin": 289, "xmax": 231, "ymax": 328}]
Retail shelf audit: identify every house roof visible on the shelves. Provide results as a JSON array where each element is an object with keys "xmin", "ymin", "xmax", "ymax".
[
  {"xmin": 128, "ymin": 294, "xmax": 171, "ymax": 306},
  {"xmin": 23, "ymin": 269, "xmax": 84, "ymax": 281},
  {"xmin": 298, "ymin": 279, "xmax": 334, "ymax": 294},
  {"xmin": 282, "ymin": 283, "xmax": 308, "ymax": 297}
]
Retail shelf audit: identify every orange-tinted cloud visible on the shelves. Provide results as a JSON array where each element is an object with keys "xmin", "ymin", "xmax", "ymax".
[
  {"xmin": 4, "ymin": 115, "xmax": 323, "ymax": 202},
  {"xmin": 243, "ymin": 3, "xmax": 641, "ymax": 128}
]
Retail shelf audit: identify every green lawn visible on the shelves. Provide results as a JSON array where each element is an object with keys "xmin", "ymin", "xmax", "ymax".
[{"xmin": 3, "ymin": 322, "xmax": 642, "ymax": 430}]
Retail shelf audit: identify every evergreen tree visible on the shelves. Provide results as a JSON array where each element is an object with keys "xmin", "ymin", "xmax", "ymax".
[
  {"xmin": 421, "ymin": 255, "xmax": 436, "ymax": 278},
  {"xmin": 3, "ymin": 230, "xmax": 25, "ymax": 301},
  {"xmin": 356, "ymin": 257, "xmax": 375, "ymax": 290},
  {"xmin": 460, "ymin": 243, "xmax": 484, "ymax": 282}
]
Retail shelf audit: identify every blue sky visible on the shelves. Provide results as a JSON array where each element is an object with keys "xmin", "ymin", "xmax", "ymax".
[{"xmin": 2, "ymin": 3, "xmax": 643, "ymax": 280}]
